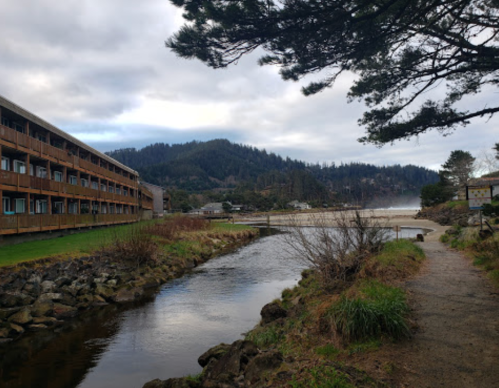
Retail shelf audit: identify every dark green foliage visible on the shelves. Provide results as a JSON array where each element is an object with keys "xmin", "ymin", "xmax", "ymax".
[
  {"xmin": 108, "ymin": 139, "xmax": 439, "ymax": 210},
  {"xmin": 420, "ymin": 182, "xmax": 454, "ymax": 207},
  {"xmin": 167, "ymin": 0, "xmax": 499, "ymax": 145},
  {"xmin": 329, "ymin": 280, "xmax": 410, "ymax": 342},
  {"xmin": 440, "ymin": 150, "xmax": 475, "ymax": 191}
]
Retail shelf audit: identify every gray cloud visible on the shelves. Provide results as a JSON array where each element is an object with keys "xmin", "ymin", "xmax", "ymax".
[{"xmin": 0, "ymin": 0, "xmax": 497, "ymax": 174}]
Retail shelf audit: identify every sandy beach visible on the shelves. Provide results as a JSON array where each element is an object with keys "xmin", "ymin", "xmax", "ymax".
[{"xmin": 238, "ymin": 209, "xmax": 447, "ymax": 242}]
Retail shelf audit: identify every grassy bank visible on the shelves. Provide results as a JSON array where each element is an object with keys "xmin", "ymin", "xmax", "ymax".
[
  {"xmin": 0, "ymin": 217, "xmax": 255, "ymax": 268},
  {"xmin": 241, "ymin": 239, "xmax": 425, "ymax": 387},
  {"xmin": 440, "ymin": 225, "xmax": 499, "ymax": 287}
]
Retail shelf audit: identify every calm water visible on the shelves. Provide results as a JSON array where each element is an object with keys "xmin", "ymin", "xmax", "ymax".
[{"xmin": 0, "ymin": 227, "xmax": 424, "ymax": 388}]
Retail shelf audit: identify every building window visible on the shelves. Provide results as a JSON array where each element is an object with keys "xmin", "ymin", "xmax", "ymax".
[
  {"xmin": 123, "ymin": 189, "xmax": 128, "ymax": 196},
  {"xmin": 1, "ymin": 156, "xmax": 10, "ymax": 171},
  {"xmin": 30, "ymin": 200, "xmax": 34, "ymax": 214},
  {"xmin": 100, "ymin": 184, "xmax": 106, "ymax": 192},
  {"xmin": 14, "ymin": 123, "xmax": 25, "ymax": 134},
  {"xmin": 2, "ymin": 197, "xmax": 11, "ymax": 213},
  {"xmin": 116, "ymin": 188, "xmax": 121, "ymax": 195},
  {"xmin": 68, "ymin": 202, "xmax": 78, "ymax": 214},
  {"xmin": 29, "ymin": 164, "xmax": 34, "ymax": 176},
  {"xmin": 109, "ymin": 186, "xmax": 114, "ymax": 193},
  {"xmin": 110, "ymin": 204, "xmax": 115, "ymax": 214},
  {"xmin": 81, "ymin": 178, "xmax": 88, "ymax": 187},
  {"xmin": 15, "ymin": 198, "xmax": 26, "ymax": 214},
  {"xmin": 54, "ymin": 171, "xmax": 63, "ymax": 182},
  {"xmin": 91, "ymin": 181, "xmax": 98, "ymax": 190},
  {"xmin": 101, "ymin": 204, "xmax": 107, "ymax": 214},
  {"xmin": 36, "ymin": 200, "xmax": 48, "ymax": 214},
  {"xmin": 36, "ymin": 166, "xmax": 47, "ymax": 179},
  {"xmin": 1, "ymin": 117, "xmax": 9, "ymax": 127},
  {"xmin": 69, "ymin": 175, "xmax": 77, "ymax": 185},
  {"xmin": 13, "ymin": 160, "xmax": 26, "ymax": 174},
  {"xmin": 53, "ymin": 202, "xmax": 64, "ymax": 214}
]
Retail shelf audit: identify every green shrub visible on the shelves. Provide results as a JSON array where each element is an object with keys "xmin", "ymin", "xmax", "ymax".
[
  {"xmin": 328, "ymin": 280, "xmax": 410, "ymax": 342},
  {"xmin": 245, "ymin": 325, "xmax": 283, "ymax": 347},
  {"xmin": 440, "ymin": 234, "xmax": 450, "ymax": 243}
]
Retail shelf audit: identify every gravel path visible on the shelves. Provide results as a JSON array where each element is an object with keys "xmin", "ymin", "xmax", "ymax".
[{"xmin": 402, "ymin": 241, "xmax": 499, "ymax": 388}]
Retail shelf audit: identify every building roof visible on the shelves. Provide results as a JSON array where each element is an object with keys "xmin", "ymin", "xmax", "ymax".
[{"xmin": 0, "ymin": 94, "xmax": 137, "ymax": 176}]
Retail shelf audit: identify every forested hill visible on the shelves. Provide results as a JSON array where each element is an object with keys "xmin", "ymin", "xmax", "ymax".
[{"xmin": 107, "ymin": 139, "xmax": 439, "ymax": 207}]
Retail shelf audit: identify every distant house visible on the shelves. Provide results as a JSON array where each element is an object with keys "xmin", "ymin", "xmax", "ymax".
[
  {"xmin": 200, "ymin": 202, "xmax": 224, "ymax": 215},
  {"xmin": 288, "ymin": 200, "xmax": 311, "ymax": 210}
]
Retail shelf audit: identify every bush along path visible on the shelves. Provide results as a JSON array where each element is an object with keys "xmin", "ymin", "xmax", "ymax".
[
  {"xmin": 400, "ymin": 241, "xmax": 499, "ymax": 387},
  {"xmin": 142, "ymin": 238, "xmax": 427, "ymax": 388},
  {"xmin": 0, "ymin": 220, "xmax": 258, "ymax": 344}
]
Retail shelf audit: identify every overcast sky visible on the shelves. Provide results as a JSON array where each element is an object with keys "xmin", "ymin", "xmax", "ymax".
[{"xmin": 1, "ymin": 0, "xmax": 497, "ymax": 172}]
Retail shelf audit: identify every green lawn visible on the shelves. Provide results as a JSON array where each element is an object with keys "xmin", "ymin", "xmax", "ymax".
[
  {"xmin": 0, "ymin": 222, "xmax": 149, "ymax": 267},
  {"xmin": 0, "ymin": 221, "xmax": 254, "ymax": 268}
]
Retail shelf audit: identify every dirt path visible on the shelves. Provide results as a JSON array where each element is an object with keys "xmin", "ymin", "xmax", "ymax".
[{"xmin": 401, "ymin": 241, "xmax": 499, "ymax": 388}]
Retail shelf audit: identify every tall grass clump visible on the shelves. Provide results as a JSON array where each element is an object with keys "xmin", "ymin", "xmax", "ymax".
[
  {"xmin": 107, "ymin": 224, "xmax": 159, "ymax": 267},
  {"xmin": 328, "ymin": 280, "xmax": 410, "ymax": 342},
  {"xmin": 147, "ymin": 215, "xmax": 210, "ymax": 240}
]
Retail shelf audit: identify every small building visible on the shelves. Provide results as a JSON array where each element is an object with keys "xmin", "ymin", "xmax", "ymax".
[
  {"xmin": 288, "ymin": 200, "xmax": 311, "ymax": 210},
  {"xmin": 140, "ymin": 182, "xmax": 165, "ymax": 217},
  {"xmin": 200, "ymin": 203, "xmax": 224, "ymax": 215}
]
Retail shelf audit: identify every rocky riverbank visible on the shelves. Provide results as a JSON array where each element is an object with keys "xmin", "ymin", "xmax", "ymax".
[{"xmin": 0, "ymin": 227, "xmax": 257, "ymax": 344}]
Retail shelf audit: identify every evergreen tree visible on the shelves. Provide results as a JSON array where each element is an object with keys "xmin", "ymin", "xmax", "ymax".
[{"xmin": 167, "ymin": 0, "xmax": 499, "ymax": 145}]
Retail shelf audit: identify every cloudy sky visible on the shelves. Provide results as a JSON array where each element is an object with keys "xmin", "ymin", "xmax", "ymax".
[{"xmin": 1, "ymin": 0, "xmax": 497, "ymax": 172}]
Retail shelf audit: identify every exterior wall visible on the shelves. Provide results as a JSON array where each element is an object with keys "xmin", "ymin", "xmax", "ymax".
[
  {"xmin": 0, "ymin": 95, "xmax": 141, "ymax": 235},
  {"xmin": 141, "ymin": 182, "xmax": 164, "ymax": 215}
]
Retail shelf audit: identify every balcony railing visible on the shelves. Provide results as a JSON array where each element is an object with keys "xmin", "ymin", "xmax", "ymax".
[
  {"xmin": 0, "ymin": 213, "xmax": 139, "ymax": 234},
  {"xmin": 0, "ymin": 169, "xmax": 138, "ymax": 205},
  {"xmin": 0, "ymin": 124, "xmax": 137, "ymax": 188}
]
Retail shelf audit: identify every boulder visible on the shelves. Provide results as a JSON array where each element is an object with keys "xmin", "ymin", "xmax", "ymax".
[
  {"xmin": 9, "ymin": 323, "xmax": 25, "ymax": 335},
  {"xmin": 8, "ymin": 309, "xmax": 33, "ymax": 325},
  {"xmin": 55, "ymin": 277, "xmax": 72, "ymax": 288},
  {"xmin": 0, "ymin": 292, "xmax": 33, "ymax": 307},
  {"xmin": 0, "ymin": 327, "xmax": 10, "ymax": 338},
  {"xmin": 32, "ymin": 316, "xmax": 58, "ymax": 326},
  {"xmin": 204, "ymin": 340, "xmax": 258, "ymax": 382},
  {"xmin": 23, "ymin": 282, "xmax": 41, "ymax": 297},
  {"xmin": 94, "ymin": 284, "xmax": 116, "ymax": 300},
  {"xmin": 198, "ymin": 343, "xmax": 231, "ymax": 367},
  {"xmin": 244, "ymin": 350, "xmax": 283, "ymax": 384},
  {"xmin": 113, "ymin": 288, "xmax": 142, "ymax": 303},
  {"xmin": 31, "ymin": 300, "xmax": 54, "ymax": 317},
  {"xmin": 38, "ymin": 293, "xmax": 63, "ymax": 302},
  {"xmin": 28, "ymin": 324, "xmax": 48, "ymax": 331},
  {"xmin": 0, "ymin": 307, "xmax": 22, "ymax": 320},
  {"xmin": 40, "ymin": 280, "xmax": 56, "ymax": 293},
  {"xmin": 52, "ymin": 303, "xmax": 77, "ymax": 319},
  {"xmin": 260, "ymin": 302, "xmax": 287, "ymax": 325}
]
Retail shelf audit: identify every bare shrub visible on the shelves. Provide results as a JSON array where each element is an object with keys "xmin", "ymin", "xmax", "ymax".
[
  {"xmin": 285, "ymin": 210, "xmax": 388, "ymax": 289},
  {"xmin": 146, "ymin": 215, "xmax": 210, "ymax": 240},
  {"xmin": 108, "ymin": 224, "xmax": 159, "ymax": 268}
]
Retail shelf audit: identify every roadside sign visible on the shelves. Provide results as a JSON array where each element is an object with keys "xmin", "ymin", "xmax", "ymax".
[{"xmin": 467, "ymin": 186, "xmax": 492, "ymax": 210}]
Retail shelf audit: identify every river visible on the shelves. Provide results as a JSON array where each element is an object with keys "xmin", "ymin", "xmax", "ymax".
[{"xmin": 0, "ymin": 226, "xmax": 424, "ymax": 388}]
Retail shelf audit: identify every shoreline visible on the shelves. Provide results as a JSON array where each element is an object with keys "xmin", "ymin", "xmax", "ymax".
[{"xmin": 238, "ymin": 209, "xmax": 446, "ymax": 242}]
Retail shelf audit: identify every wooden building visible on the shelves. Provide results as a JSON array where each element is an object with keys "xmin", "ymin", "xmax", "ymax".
[{"xmin": 0, "ymin": 95, "xmax": 150, "ymax": 235}]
